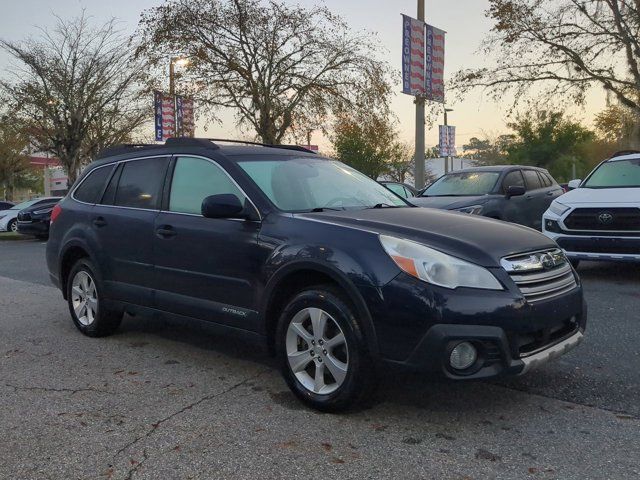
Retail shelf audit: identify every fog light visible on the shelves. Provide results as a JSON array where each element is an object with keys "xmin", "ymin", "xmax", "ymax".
[{"xmin": 449, "ymin": 342, "xmax": 477, "ymax": 370}]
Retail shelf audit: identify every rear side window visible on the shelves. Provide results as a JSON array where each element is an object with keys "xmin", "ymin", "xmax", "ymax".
[
  {"xmin": 73, "ymin": 166, "xmax": 113, "ymax": 204},
  {"xmin": 523, "ymin": 170, "xmax": 542, "ymax": 190},
  {"xmin": 169, "ymin": 156, "xmax": 245, "ymax": 215},
  {"xmin": 538, "ymin": 171, "xmax": 552, "ymax": 187},
  {"xmin": 114, "ymin": 158, "xmax": 169, "ymax": 209}
]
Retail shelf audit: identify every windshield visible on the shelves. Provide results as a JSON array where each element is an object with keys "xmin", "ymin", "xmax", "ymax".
[
  {"xmin": 422, "ymin": 171, "xmax": 500, "ymax": 196},
  {"xmin": 238, "ymin": 158, "xmax": 407, "ymax": 212},
  {"xmin": 582, "ymin": 158, "xmax": 640, "ymax": 188},
  {"xmin": 9, "ymin": 199, "xmax": 41, "ymax": 210}
]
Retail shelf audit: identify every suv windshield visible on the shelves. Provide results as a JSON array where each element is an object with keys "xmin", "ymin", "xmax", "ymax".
[
  {"xmin": 238, "ymin": 158, "xmax": 407, "ymax": 212},
  {"xmin": 421, "ymin": 171, "xmax": 500, "ymax": 196},
  {"xmin": 582, "ymin": 158, "xmax": 640, "ymax": 188}
]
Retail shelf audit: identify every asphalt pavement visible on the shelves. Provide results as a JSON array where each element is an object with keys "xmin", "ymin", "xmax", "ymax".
[{"xmin": 0, "ymin": 238, "xmax": 639, "ymax": 479}]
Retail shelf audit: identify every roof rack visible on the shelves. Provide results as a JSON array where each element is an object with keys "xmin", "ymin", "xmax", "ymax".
[
  {"xmin": 95, "ymin": 137, "xmax": 317, "ymax": 160},
  {"xmin": 204, "ymin": 138, "xmax": 317, "ymax": 154},
  {"xmin": 609, "ymin": 150, "xmax": 640, "ymax": 159}
]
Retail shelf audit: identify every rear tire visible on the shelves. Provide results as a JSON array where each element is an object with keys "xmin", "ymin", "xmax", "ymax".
[
  {"xmin": 276, "ymin": 285, "xmax": 377, "ymax": 412},
  {"xmin": 66, "ymin": 259, "xmax": 122, "ymax": 337}
]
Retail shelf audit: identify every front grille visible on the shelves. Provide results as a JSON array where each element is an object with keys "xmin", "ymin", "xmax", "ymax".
[
  {"xmin": 17, "ymin": 212, "xmax": 31, "ymax": 221},
  {"xmin": 513, "ymin": 318, "xmax": 579, "ymax": 357},
  {"xmin": 564, "ymin": 208, "xmax": 640, "ymax": 231},
  {"xmin": 502, "ymin": 249, "xmax": 578, "ymax": 303}
]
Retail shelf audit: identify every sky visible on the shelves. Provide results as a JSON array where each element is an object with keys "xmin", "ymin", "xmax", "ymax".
[{"xmin": 0, "ymin": 0, "xmax": 607, "ymax": 151}]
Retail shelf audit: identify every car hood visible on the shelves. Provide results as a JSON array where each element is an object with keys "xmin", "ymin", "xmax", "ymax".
[
  {"xmin": 297, "ymin": 207, "xmax": 556, "ymax": 268},
  {"xmin": 559, "ymin": 187, "xmax": 640, "ymax": 205},
  {"xmin": 410, "ymin": 195, "xmax": 490, "ymax": 210}
]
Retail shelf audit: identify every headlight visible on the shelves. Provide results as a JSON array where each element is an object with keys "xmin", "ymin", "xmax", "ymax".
[
  {"xmin": 548, "ymin": 201, "xmax": 570, "ymax": 216},
  {"xmin": 379, "ymin": 235, "xmax": 503, "ymax": 290},
  {"xmin": 33, "ymin": 207, "xmax": 54, "ymax": 215},
  {"xmin": 455, "ymin": 204, "xmax": 483, "ymax": 215}
]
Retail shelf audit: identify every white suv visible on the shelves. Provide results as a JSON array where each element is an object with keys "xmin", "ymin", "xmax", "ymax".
[{"xmin": 542, "ymin": 151, "xmax": 640, "ymax": 266}]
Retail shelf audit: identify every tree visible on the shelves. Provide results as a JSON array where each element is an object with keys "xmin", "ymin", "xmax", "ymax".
[
  {"xmin": 454, "ymin": 0, "xmax": 640, "ymax": 146},
  {"xmin": 136, "ymin": 0, "xmax": 391, "ymax": 145},
  {"xmin": 594, "ymin": 104, "xmax": 640, "ymax": 148},
  {"xmin": 0, "ymin": 116, "xmax": 37, "ymax": 201},
  {"xmin": 0, "ymin": 14, "xmax": 149, "ymax": 184},
  {"xmin": 505, "ymin": 110, "xmax": 595, "ymax": 180},
  {"xmin": 462, "ymin": 134, "xmax": 515, "ymax": 165},
  {"xmin": 331, "ymin": 113, "xmax": 395, "ymax": 179},
  {"xmin": 385, "ymin": 142, "xmax": 414, "ymax": 183}
]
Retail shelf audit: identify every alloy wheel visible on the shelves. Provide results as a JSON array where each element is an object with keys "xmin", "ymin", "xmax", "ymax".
[
  {"xmin": 285, "ymin": 307, "xmax": 349, "ymax": 395},
  {"xmin": 71, "ymin": 271, "xmax": 98, "ymax": 326},
  {"xmin": 9, "ymin": 221, "xmax": 17, "ymax": 233}
]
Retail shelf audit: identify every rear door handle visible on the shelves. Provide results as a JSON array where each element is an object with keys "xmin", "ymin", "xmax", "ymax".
[
  {"xmin": 93, "ymin": 217, "xmax": 107, "ymax": 227},
  {"xmin": 547, "ymin": 191, "xmax": 555, "ymax": 196},
  {"xmin": 156, "ymin": 225, "xmax": 177, "ymax": 238}
]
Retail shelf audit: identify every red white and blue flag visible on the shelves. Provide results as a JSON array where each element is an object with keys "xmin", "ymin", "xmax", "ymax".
[
  {"xmin": 154, "ymin": 90, "xmax": 176, "ymax": 141},
  {"xmin": 402, "ymin": 15, "xmax": 446, "ymax": 103}
]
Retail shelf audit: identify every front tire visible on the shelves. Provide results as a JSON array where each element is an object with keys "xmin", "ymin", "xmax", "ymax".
[
  {"xmin": 7, "ymin": 219, "xmax": 17, "ymax": 233},
  {"xmin": 276, "ymin": 286, "xmax": 376, "ymax": 412},
  {"xmin": 66, "ymin": 259, "xmax": 122, "ymax": 337}
]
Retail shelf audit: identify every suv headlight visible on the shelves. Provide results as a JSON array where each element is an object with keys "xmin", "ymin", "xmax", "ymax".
[
  {"xmin": 455, "ymin": 204, "xmax": 483, "ymax": 215},
  {"xmin": 379, "ymin": 235, "xmax": 503, "ymax": 290},
  {"xmin": 548, "ymin": 201, "xmax": 570, "ymax": 216}
]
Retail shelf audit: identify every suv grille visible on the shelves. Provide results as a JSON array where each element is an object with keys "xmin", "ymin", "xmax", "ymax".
[
  {"xmin": 564, "ymin": 208, "xmax": 640, "ymax": 231},
  {"xmin": 513, "ymin": 318, "xmax": 579, "ymax": 357},
  {"xmin": 502, "ymin": 249, "xmax": 578, "ymax": 303}
]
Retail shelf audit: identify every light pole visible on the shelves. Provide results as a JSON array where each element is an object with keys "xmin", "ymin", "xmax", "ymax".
[
  {"xmin": 414, "ymin": 0, "xmax": 426, "ymax": 190},
  {"xmin": 444, "ymin": 107, "xmax": 454, "ymax": 173}
]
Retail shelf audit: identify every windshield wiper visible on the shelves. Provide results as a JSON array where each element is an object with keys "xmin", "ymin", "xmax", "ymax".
[
  {"xmin": 309, "ymin": 207, "xmax": 343, "ymax": 212},
  {"xmin": 368, "ymin": 203, "xmax": 403, "ymax": 209}
]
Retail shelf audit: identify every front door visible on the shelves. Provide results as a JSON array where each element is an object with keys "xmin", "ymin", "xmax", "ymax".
[
  {"xmin": 501, "ymin": 169, "xmax": 529, "ymax": 226},
  {"xmin": 153, "ymin": 155, "xmax": 262, "ymax": 331}
]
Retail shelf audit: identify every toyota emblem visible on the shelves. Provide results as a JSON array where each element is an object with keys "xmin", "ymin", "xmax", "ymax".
[{"xmin": 598, "ymin": 212, "xmax": 614, "ymax": 225}]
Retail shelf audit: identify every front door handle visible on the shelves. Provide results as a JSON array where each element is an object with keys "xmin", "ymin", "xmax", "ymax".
[
  {"xmin": 547, "ymin": 191, "xmax": 555, "ymax": 196},
  {"xmin": 156, "ymin": 225, "xmax": 177, "ymax": 238},
  {"xmin": 93, "ymin": 217, "xmax": 107, "ymax": 227}
]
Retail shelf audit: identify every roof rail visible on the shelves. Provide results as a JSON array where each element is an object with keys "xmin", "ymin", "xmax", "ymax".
[
  {"xmin": 95, "ymin": 143, "xmax": 159, "ymax": 159},
  {"xmin": 164, "ymin": 137, "xmax": 219, "ymax": 149},
  {"xmin": 205, "ymin": 138, "xmax": 317, "ymax": 154},
  {"xmin": 609, "ymin": 150, "xmax": 640, "ymax": 159}
]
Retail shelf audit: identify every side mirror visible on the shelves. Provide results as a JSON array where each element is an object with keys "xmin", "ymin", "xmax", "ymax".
[
  {"xmin": 201, "ymin": 194, "xmax": 245, "ymax": 219},
  {"xmin": 506, "ymin": 185, "xmax": 526, "ymax": 198},
  {"xmin": 567, "ymin": 179, "xmax": 582, "ymax": 190}
]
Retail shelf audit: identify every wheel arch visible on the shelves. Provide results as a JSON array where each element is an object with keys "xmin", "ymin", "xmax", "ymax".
[
  {"xmin": 59, "ymin": 241, "xmax": 95, "ymax": 300},
  {"xmin": 261, "ymin": 261, "xmax": 379, "ymax": 359}
]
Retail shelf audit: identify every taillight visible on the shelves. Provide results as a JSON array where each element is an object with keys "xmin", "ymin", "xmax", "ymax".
[{"xmin": 50, "ymin": 204, "xmax": 62, "ymax": 223}]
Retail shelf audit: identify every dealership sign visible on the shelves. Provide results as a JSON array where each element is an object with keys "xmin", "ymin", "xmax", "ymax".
[
  {"xmin": 439, "ymin": 125, "xmax": 456, "ymax": 157},
  {"xmin": 401, "ymin": 15, "xmax": 446, "ymax": 103}
]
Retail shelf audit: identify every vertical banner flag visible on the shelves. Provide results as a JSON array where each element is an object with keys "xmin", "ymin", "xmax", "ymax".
[
  {"xmin": 154, "ymin": 91, "xmax": 163, "ymax": 141},
  {"xmin": 401, "ymin": 14, "xmax": 426, "ymax": 96},
  {"xmin": 161, "ymin": 93, "xmax": 176, "ymax": 140},
  {"xmin": 439, "ymin": 125, "xmax": 457, "ymax": 157},
  {"xmin": 175, "ymin": 95, "xmax": 184, "ymax": 137},
  {"xmin": 181, "ymin": 97, "xmax": 195, "ymax": 137},
  {"xmin": 425, "ymin": 24, "xmax": 446, "ymax": 103}
]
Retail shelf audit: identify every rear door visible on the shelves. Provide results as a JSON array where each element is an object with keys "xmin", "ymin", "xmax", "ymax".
[
  {"xmin": 522, "ymin": 169, "xmax": 546, "ymax": 230},
  {"xmin": 153, "ymin": 155, "xmax": 262, "ymax": 331},
  {"xmin": 91, "ymin": 156, "xmax": 170, "ymax": 306}
]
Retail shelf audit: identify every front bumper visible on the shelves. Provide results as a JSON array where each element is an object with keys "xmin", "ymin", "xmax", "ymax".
[{"xmin": 17, "ymin": 220, "xmax": 50, "ymax": 236}]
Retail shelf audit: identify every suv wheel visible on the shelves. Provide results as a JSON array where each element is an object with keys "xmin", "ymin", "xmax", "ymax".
[
  {"xmin": 276, "ymin": 286, "xmax": 376, "ymax": 412},
  {"xmin": 67, "ymin": 259, "xmax": 122, "ymax": 337},
  {"xmin": 8, "ymin": 219, "xmax": 17, "ymax": 233}
]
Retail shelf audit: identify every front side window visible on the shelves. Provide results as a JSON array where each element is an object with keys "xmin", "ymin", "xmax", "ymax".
[
  {"xmin": 503, "ymin": 170, "xmax": 525, "ymax": 191},
  {"xmin": 238, "ymin": 158, "xmax": 406, "ymax": 212},
  {"xmin": 114, "ymin": 158, "xmax": 169, "ymax": 209},
  {"xmin": 74, "ymin": 165, "xmax": 114, "ymax": 203},
  {"xmin": 422, "ymin": 172, "xmax": 500, "ymax": 196},
  {"xmin": 583, "ymin": 159, "xmax": 640, "ymax": 188},
  {"xmin": 169, "ymin": 156, "xmax": 245, "ymax": 214},
  {"xmin": 386, "ymin": 183, "xmax": 408, "ymax": 198}
]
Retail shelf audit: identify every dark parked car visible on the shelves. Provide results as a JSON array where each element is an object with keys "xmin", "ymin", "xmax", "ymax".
[
  {"xmin": 46, "ymin": 139, "xmax": 586, "ymax": 411},
  {"xmin": 411, "ymin": 166, "xmax": 564, "ymax": 230},
  {"xmin": 0, "ymin": 201, "xmax": 14, "ymax": 211},
  {"xmin": 17, "ymin": 198, "xmax": 62, "ymax": 239},
  {"xmin": 379, "ymin": 181, "xmax": 418, "ymax": 199}
]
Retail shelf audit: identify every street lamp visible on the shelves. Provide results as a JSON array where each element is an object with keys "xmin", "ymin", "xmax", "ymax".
[
  {"xmin": 169, "ymin": 57, "xmax": 190, "ymax": 95},
  {"xmin": 444, "ymin": 107, "xmax": 454, "ymax": 173}
]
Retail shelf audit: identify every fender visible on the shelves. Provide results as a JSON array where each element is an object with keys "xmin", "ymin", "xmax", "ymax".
[{"xmin": 260, "ymin": 258, "xmax": 381, "ymax": 358}]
